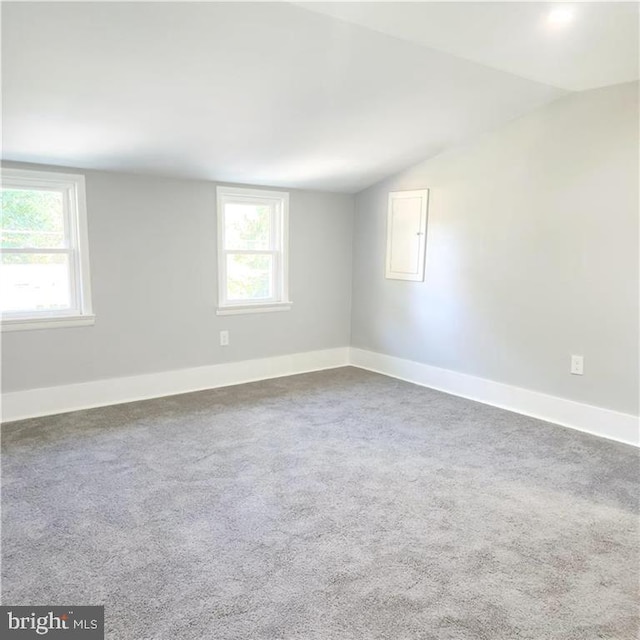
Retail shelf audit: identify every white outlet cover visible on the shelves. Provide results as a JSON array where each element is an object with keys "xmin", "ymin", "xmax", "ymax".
[{"xmin": 570, "ymin": 355, "xmax": 584, "ymax": 375}]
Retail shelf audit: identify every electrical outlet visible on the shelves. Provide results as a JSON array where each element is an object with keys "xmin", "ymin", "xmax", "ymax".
[
  {"xmin": 570, "ymin": 355, "xmax": 583, "ymax": 375},
  {"xmin": 220, "ymin": 330, "xmax": 229, "ymax": 347}
]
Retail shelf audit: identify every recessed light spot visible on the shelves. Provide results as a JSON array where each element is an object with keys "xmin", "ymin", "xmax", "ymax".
[{"xmin": 547, "ymin": 6, "xmax": 575, "ymax": 26}]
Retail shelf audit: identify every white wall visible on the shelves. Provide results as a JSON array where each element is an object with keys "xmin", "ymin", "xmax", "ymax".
[
  {"xmin": 351, "ymin": 82, "xmax": 639, "ymax": 416},
  {"xmin": 3, "ymin": 82, "xmax": 638, "ymax": 423},
  {"xmin": 1, "ymin": 166, "xmax": 354, "ymax": 392}
]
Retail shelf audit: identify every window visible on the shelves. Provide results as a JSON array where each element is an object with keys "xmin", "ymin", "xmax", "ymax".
[
  {"xmin": 217, "ymin": 186, "xmax": 291, "ymax": 315},
  {"xmin": 1, "ymin": 168, "xmax": 94, "ymax": 331}
]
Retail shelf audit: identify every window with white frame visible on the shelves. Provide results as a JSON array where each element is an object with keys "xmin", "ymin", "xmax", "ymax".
[
  {"xmin": 217, "ymin": 186, "xmax": 291, "ymax": 314},
  {"xmin": 0, "ymin": 168, "xmax": 94, "ymax": 330}
]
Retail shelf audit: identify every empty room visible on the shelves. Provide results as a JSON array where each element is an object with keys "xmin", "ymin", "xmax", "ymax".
[{"xmin": 1, "ymin": 2, "xmax": 638, "ymax": 639}]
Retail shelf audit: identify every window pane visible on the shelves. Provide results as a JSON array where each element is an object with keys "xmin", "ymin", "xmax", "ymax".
[
  {"xmin": 1, "ymin": 188, "xmax": 65, "ymax": 249},
  {"xmin": 1, "ymin": 253, "xmax": 72, "ymax": 313},
  {"xmin": 227, "ymin": 254, "xmax": 273, "ymax": 301},
  {"xmin": 224, "ymin": 203, "xmax": 271, "ymax": 250}
]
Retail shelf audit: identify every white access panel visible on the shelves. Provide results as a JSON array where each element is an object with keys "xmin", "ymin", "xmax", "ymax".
[{"xmin": 385, "ymin": 189, "xmax": 429, "ymax": 281}]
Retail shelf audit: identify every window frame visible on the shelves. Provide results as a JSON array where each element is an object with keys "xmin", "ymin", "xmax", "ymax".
[
  {"xmin": 1, "ymin": 168, "xmax": 95, "ymax": 331},
  {"xmin": 216, "ymin": 185, "xmax": 291, "ymax": 315}
]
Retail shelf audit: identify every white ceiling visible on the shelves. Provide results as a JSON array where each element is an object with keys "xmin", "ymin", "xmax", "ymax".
[
  {"xmin": 299, "ymin": 2, "xmax": 640, "ymax": 92},
  {"xmin": 1, "ymin": 2, "xmax": 635, "ymax": 193}
]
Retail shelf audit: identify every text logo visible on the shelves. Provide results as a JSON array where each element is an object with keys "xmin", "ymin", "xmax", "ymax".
[{"xmin": 1, "ymin": 607, "xmax": 104, "ymax": 638}]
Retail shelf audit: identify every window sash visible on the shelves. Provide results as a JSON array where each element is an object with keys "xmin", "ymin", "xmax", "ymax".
[
  {"xmin": 220, "ymin": 197, "xmax": 281, "ymax": 253},
  {"xmin": 0, "ymin": 169, "xmax": 92, "ymax": 324},
  {"xmin": 217, "ymin": 187, "xmax": 289, "ymax": 310},
  {"xmin": 1, "ymin": 185, "xmax": 71, "ymax": 250},
  {"xmin": 222, "ymin": 249, "xmax": 281, "ymax": 304},
  {"xmin": 1, "ymin": 248, "xmax": 80, "ymax": 317},
  {"xmin": 2, "ymin": 247, "xmax": 72, "ymax": 254}
]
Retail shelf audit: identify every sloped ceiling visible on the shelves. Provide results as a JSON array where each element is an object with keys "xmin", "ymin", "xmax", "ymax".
[
  {"xmin": 2, "ymin": 2, "xmax": 634, "ymax": 193},
  {"xmin": 298, "ymin": 2, "xmax": 639, "ymax": 92}
]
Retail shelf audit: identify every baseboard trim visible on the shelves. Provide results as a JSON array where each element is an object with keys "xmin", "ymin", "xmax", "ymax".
[
  {"xmin": 3, "ymin": 346, "xmax": 638, "ymax": 447},
  {"xmin": 1, "ymin": 347, "xmax": 350, "ymax": 423},
  {"xmin": 349, "ymin": 348, "xmax": 639, "ymax": 447}
]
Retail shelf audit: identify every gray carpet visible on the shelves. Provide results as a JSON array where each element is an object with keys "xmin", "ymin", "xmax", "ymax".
[{"xmin": 2, "ymin": 367, "xmax": 638, "ymax": 639}]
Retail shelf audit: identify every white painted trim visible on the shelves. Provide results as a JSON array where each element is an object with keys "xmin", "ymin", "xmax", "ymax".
[
  {"xmin": 1, "ymin": 167, "xmax": 94, "ymax": 326},
  {"xmin": 349, "ymin": 347, "xmax": 639, "ymax": 447},
  {"xmin": 73, "ymin": 170, "xmax": 94, "ymax": 318},
  {"xmin": 1, "ymin": 314, "xmax": 95, "ymax": 332},
  {"xmin": 1, "ymin": 347, "xmax": 349, "ymax": 423},
  {"xmin": 216, "ymin": 185, "xmax": 290, "ymax": 310},
  {"xmin": 216, "ymin": 302, "xmax": 292, "ymax": 316},
  {"xmin": 3, "ymin": 344, "xmax": 636, "ymax": 447}
]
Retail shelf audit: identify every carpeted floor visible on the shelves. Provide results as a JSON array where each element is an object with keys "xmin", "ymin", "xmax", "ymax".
[{"xmin": 2, "ymin": 367, "xmax": 638, "ymax": 639}]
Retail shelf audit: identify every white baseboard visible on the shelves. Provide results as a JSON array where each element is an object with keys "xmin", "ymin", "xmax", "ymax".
[
  {"xmin": 3, "ymin": 345, "xmax": 637, "ymax": 447},
  {"xmin": 349, "ymin": 347, "xmax": 639, "ymax": 447},
  {"xmin": 1, "ymin": 347, "xmax": 349, "ymax": 423}
]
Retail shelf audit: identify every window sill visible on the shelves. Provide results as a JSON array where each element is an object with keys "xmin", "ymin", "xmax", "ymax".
[
  {"xmin": 1, "ymin": 314, "xmax": 96, "ymax": 332},
  {"xmin": 216, "ymin": 302, "xmax": 293, "ymax": 316}
]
